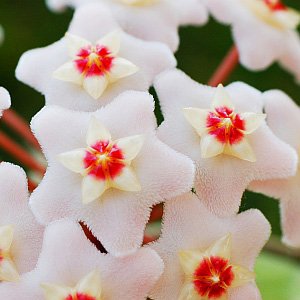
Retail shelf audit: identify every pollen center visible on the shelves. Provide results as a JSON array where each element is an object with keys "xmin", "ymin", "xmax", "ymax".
[
  {"xmin": 74, "ymin": 45, "xmax": 114, "ymax": 78},
  {"xmin": 65, "ymin": 293, "xmax": 96, "ymax": 300},
  {"xmin": 206, "ymin": 106, "xmax": 245, "ymax": 145},
  {"xmin": 83, "ymin": 140, "xmax": 125, "ymax": 180},
  {"xmin": 193, "ymin": 256, "xmax": 235, "ymax": 299}
]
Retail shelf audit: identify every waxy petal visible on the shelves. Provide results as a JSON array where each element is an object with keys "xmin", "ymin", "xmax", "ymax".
[
  {"xmin": 0, "ymin": 87, "xmax": 11, "ymax": 116},
  {"xmin": 76, "ymin": 270, "xmax": 102, "ymax": 298},
  {"xmin": 200, "ymin": 133, "xmax": 225, "ymax": 158},
  {"xmin": 83, "ymin": 75, "xmax": 109, "ymax": 100},
  {"xmin": 0, "ymin": 225, "xmax": 14, "ymax": 252},
  {"xmin": 58, "ymin": 149, "xmax": 86, "ymax": 174},
  {"xmin": 114, "ymin": 135, "xmax": 144, "ymax": 161},
  {"xmin": 231, "ymin": 265, "xmax": 255, "ymax": 288},
  {"xmin": 82, "ymin": 175, "xmax": 106, "ymax": 204},
  {"xmin": 86, "ymin": 117, "xmax": 111, "ymax": 146},
  {"xmin": 178, "ymin": 250, "xmax": 205, "ymax": 275},
  {"xmin": 212, "ymin": 84, "xmax": 234, "ymax": 110},
  {"xmin": 226, "ymin": 138, "xmax": 256, "ymax": 162},
  {"xmin": 41, "ymin": 283, "xmax": 72, "ymax": 300},
  {"xmin": 65, "ymin": 32, "xmax": 91, "ymax": 58},
  {"xmin": 241, "ymin": 112, "xmax": 266, "ymax": 134},
  {"xmin": 109, "ymin": 57, "xmax": 139, "ymax": 82},
  {"xmin": 97, "ymin": 30, "xmax": 121, "ymax": 55},
  {"xmin": 183, "ymin": 107, "xmax": 209, "ymax": 136},
  {"xmin": 178, "ymin": 282, "xmax": 200, "ymax": 300},
  {"xmin": 112, "ymin": 167, "xmax": 141, "ymax": 192},
  {"xmin": 206, "ymin": 234, "xmax": 231, "ymax": 259},
  {"xmin": 0, "ymin": 258, "xmax": 20, "ymax": 282},
  {"xmin": 53, "ymin": 62, "xmax": 82, "ymax": 85}
]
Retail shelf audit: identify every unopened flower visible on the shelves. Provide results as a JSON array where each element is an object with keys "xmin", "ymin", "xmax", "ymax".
[
  {"xmin": 249, "ymin": 90, "xmax": 300, "ymax": 247},
  {"xmin": 149, "ymin": 192, "xmax": 271, "ymax": 300},
  {"xmin": 0, "ymin": 219, "xmax": 164, "ymax": 300},
  {"xmin": 0, "ymin": 87, "xmax": 11, "ymax": 116},
  {"xmin": 155, "ymin": 69, "xmax": 297, "ymax": 217},
  {"xmin": 0, "ymin": 162, "xmax": 43, "ymax": 282},
  {"xmin": 30, "ymin": 91, "xmax": 195, "ymax": 255},
  {"xmin": 16, "ymin": 3, "xmax": 176, "ymax": 112},
  {"xmin": 205, "ymin": 0, "xmax": 300, "ymax": 81},
  {"xmin": 46, "ymin": 0, "xmax": 208, "ymax": 52}
]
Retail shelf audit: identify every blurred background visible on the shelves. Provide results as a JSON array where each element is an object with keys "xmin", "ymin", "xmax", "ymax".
[{"xmin": 0, "ymin": 1, "xmax": 300, "ymax": 298}]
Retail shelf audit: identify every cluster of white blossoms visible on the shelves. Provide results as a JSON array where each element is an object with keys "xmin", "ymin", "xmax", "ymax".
[{"xmin": 0, "ymin": 0, "xmax": 300, "ymax": 299}]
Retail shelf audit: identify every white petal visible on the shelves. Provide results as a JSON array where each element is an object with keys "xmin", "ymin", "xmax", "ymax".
[
  {"xmin": 0, "ymin": 258, "xmax": 20, "ymax": 282},
  {"xmin": 206, "ymin": 234, "xmax": 231, "ymax": 259},
  {"xmin": 231, "ymin": 265, "xmax": 255, "ymax": 288},
  {"xmin": 109, "ymin": 57, "xmax": 139, "ymax": 83},
  {"xmin": 226, "ymin": 139, "xmax": 256, "ymax": 162},
  {"xmin": 183, "ymin": 107, "xmax": 209, "ymax": 136},
  {"xmin": 82, "ymin": 175, "xmax": 107, "ymax": 204},
  {"xmin": 0, "ymin": 225, "xmax": 14, "ymax": 252},
  {"xmin": 65, "ymin": 32, "xmax": 91, "ymax": 58},
  {"xmin": 114, "ymin": 135, "xmax": 144, "ymax": 161},
  {"xmin": 178, "ymin": 282, "xmax": 200, "ymax": 300},
  {"xmin": 178, "ymin": 250, "xmax": 204, "ymax": 275},
  {"xmin": 0, "ymin": 87, "xmax": 11, "ymax": 112},
  {"xmin": 86, "ymin": 117, "xmax": 111, "ymax": 146},
  {"xmin": 53, "ymin": 62, "xmax": 82, "ymax": 85},
  {"xmin": 96, "ymin": 30, "xmax": 121, "ymax": 56},
  {"xmin": 200, "ymin": 133, "xmax": 225, "ymax": 158},
  {"xmin": 83, "ymin": 75, "xmax": 108, "ymax": 99},
  {"xmin": 76, "ymin": 270, "xmax": 102, "ymax": 298},
  {"xmin": 212, "ymin": 84, "xmax": 234, "ymax": 109},
  {"xmin": 41, "ymin": 283, "xmax": 72, "ymax": 300},
  {"xmin": 58, "ymin": 149, "xmax": 86, "ymax": 174},
  {"xmin": 112, "ymin": 167, "xmax": 141, "ymax": 192},
  {"xmin": 241, "ymin": 112, "xmax": 266, "ymax": 134}
]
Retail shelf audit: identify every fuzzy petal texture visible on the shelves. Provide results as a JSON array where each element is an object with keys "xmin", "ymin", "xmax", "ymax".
[
  {"xmin": 206, "ymin": 0, "xmax": 300, "ymax": 79},
  {"xmin": 155, "ymin": 69, "xmax": 298, "ymax": 217},
  {"xmin": 0, "ymin": 87, "xmax": 11, "ymax": 117},
  {"xmin": 149, "ymin": 192, "xmax": 270, "ymax": 300},
  {"xmin": 16, "ymin": 3, "xmax": 176, "ymax": 112},
  {"xmin": 249, "ymin": 90, "xmax": 300, "ymax": 247},
  {"xmin": 0, "ymin": 162, "xmax": 44, "ymax": 276},
  {"xmin": 46, "ymin": 0, "xmax": 208, "ymax": 52},
  {"xmin": 30, "ymin": 91, "xmax": 195, "ymax": 255},
  {"xmin": 0, "ymin": 219, "xmax": 164, "ymax": 300}
]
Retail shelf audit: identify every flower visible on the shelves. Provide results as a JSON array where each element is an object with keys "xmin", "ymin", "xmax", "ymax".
[
  {"xmin": 149, "ymin": 192, "xmax": 271, "ymax": 300},
  {"xmin": 0, "ymin": 87, "xmax": 11, "ymax": 117},
  {"xmin": 155, "ymin": 69, "xmax": 298, "ymax": 217},
  {"xmin": 249, "ymin": 90, "xmax": 300, "ymax": 247},
  {"xmin": 0, "ymin": 162, "xmax": 43, "ymax": 282},
  {"xmin": 45, "ymin": 0, "xmax": 208, "ymax": 52},
  {"xmin": 205, "ymin": 0, "xmax": 300, "ymax": 81},
  {"xmin": 0, "ymin": 219, "xmax": 164, "ymax": 300},
  {"xmin": 29, "ymin": 91, "xmax": 195, "ymax": 255},
  {"xmin": 16, "ymin": 3, "xmax": 176, "ymax": 112}
]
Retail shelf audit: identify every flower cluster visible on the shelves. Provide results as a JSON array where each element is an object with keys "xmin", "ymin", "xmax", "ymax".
[{"xmin": 0, "ymin": 0, "xmax": 300, "ymax": 299}]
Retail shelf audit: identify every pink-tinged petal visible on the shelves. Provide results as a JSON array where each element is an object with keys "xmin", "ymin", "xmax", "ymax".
[
  {"xmin": 200, "ymin": 133, "xmax": 225, "ymax": 158},
  {"xmin": 86, "ymin": 117, "xmax": 112, "ymax": 147},
  {"xmin": 30, "ymin": 91, "xmax": 194, "ymax": 254},
  {"xmin": 109, "ymin": 57, "xmax": 139, "ymax": 82},
  {"xmin": 241, "ymin": 112, "xmax": 266, "ymax": 134},
  {"xmin": 0, "ymin": 220, "xmax": 164, "ymax": 300},
  {"xmin": 82, "ymin": 175, "xmax": 107, "ymax": 204},
  {"xmin": 114, "ymin": 135, "xmax": 144, "ymax": 161},
  {"xmin": 112, "ymin": 166, "xmax": 141, "ymax": 192},
  {"xmin": 65, "ymin": 32, "xmax": 91, "ymax": 58},
  {"xmin": 82, "ymin": 75, "xmax": 109, "ymax": 100},
  {"xmin": 228, "ymin": 282, "xmax": 262, "ymax": 300},
  {"xmin": 183, "ymin": 108, "xmax": 209, "ymax": 136},
  {"xmin": 0, "ymin": 162, "xmax": 44, "ymax": 275},
  {"xmin": 149, "ymin": 193, "xmax": 270, "ymax": 300},
  {"xmin": 53, "ymin": 61, "xmax": 82, "ymax": 85},
  {"xmin": 58, "ymin": 148, "xmax": 86, "ymax": 173},
  {"xmin": 0, "ymin": 87, "xmax": 11, "ymax": 116},
  {"xmin": 96, "ymin": 30, "xmax": 121, "ymax": 55}
]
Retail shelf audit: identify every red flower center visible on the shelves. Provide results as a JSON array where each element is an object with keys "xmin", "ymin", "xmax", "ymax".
[
  {"xmin": 263, "ymin": 0, "xmax": 287, "ymax": 11},
  {"xmin": 65, "ymin": 293, "xmax": 96, "ymax": 300},
  {"xmin": 193, "ymin": 256, "xmax": 235, "ymax": 299},
  {"xmin": 74, "ymin": 45, "xmax": 114, "ymax": 78},
  {"xmin": 83, "ymin": 140, "xmax": 125, "ymax": 181},
  {"xmin": 206, "ymin": 106, "xmax": 245, "ymax": 145}
]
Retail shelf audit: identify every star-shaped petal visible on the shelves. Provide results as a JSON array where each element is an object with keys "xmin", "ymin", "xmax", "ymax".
[
  {"xmin": 16, "ymin": 3, "xmax": 176, "ymax": 112},
  {"xmin": 46, "ymin": 0, "xmax": 208, "ymax": 52},
  {"xmin": 149, "ymin": 192, "xmax": 270, "ymax": 300},
  {"xmin": 0, "ymin": 219, "xmax": 164, "ymax": 300},
  {"xmin": 29, "ymin": 91, "xmax": 195, "ymax": 255},
  {"xmin": 155, "ymin": 69, "xmax": 297, "ymax": 217},
  {"xmin": 0, "ymin": 87, "xmax": 11, "ymax": 117},
  {"xmin": 249, "ymin": 90, "xmax": 300, "ymax": 247},
  {"xmin": 205, "ymin": 0, "xmax": 300, "ymax": 80},
  {"xmin": 0, "ymin": 162, "xmax": 44, "ymax": 282}
]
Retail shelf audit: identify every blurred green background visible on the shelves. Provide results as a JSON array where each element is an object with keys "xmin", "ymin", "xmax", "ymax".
[{"xmin": 0, "ymin": 1, "xmax": 300, "ymax": 298}]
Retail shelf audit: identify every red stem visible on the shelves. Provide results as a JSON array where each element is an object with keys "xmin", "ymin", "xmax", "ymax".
[
  {"xmin": 208, "ymin": 46, "xmax": 239, "ymax": 87},
  {"xmin": 0, "ymin": 130, "xmax": 45, "ymax": 175},
  {"xmin": 2, "ymin": 109, "xmax": 41, "ymax": 151}
]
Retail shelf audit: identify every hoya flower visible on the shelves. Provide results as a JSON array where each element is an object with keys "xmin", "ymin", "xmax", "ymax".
[
  {"xmin": 29, "ymin": 91, "xmax": 195, "ymax": 255},
  {"xmin": 0, "ymin": 162, "xmax": 43, "ymax": 282},
  {"xmin": 249, "ymin": 91, "xmax": 300, "ymax": 247},
  {"xmin": 0, "ymin": 87, "xmax": 11, "ymax": 116},
  {"xmin": 205, "ymin": 0, "xmax": 300, "ymax": 80},
  {"xmin": 155, "ymin": 69, "xmax": 297, "ymax": 217},
  {"xmin": 46, "ymin": 0, "xmax": 208, "ymax": 52},
  {"xmin": 149, "ymin": 192, "xmax": 271, "ymax": 300},
  {"xmin": 16, "ymin": 4, "xmax": 176, "ymax": 112},
  {"xmin": 0, "ymin": 219, "xmax": 164, "ymax": 300}
]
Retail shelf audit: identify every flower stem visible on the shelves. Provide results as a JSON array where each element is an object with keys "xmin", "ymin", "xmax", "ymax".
[
  {"xmin": 0, "ymin": 130, "xmax": 45, "ymax": 175},
  {"xmin": 2, "ymin": 109, "xmax": 41, "ymax": 151},
  {"xmin": 208, "ymin": 46, "xmax": 239, "ymax": 87}
]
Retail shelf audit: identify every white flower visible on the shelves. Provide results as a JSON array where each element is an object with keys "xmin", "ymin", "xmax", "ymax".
[
  {"xmin": 206, "ymin": 0, "xmax": 300, "ymax": 81},
  {"xmin": 29, "ymin": 91, "xmax": 195, "ymax": 255},
  {"xmin": 46, "ymin": 0, "xmax": 208, "ymax": 52},
  {"xmin": 0, "ymin": 87, "xmax": 11, "ymax": 117},
  {"xmin": 0, "ymin": 219, "xmax": 164, "ymax": 300},
  {"xmin": 155, "ymin": 69, "xmax": 298, "ymax": 217},
  {"xmin": 16, "ymin": 3, "xmax": 176, "ymax": 112},
  {"xmin": 149, "ymin": 192, "xmax": 271, "ymax": 300}
]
